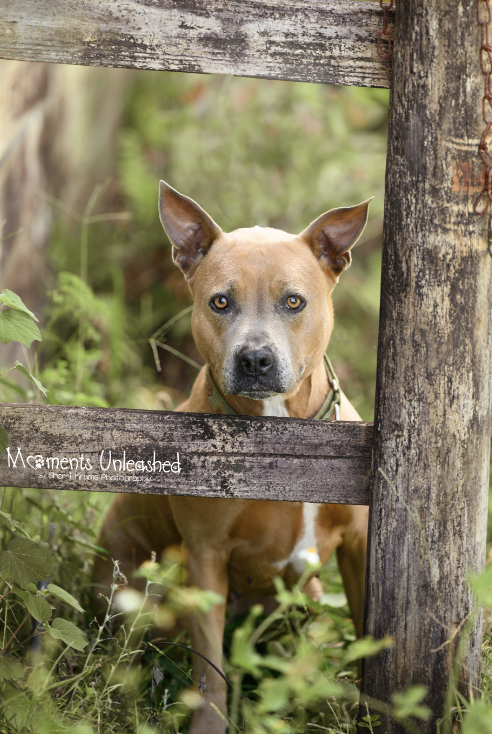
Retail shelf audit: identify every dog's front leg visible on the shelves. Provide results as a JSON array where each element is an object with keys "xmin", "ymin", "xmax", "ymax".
[
  {"xmin": 336, "ymin": 506, "xmax": 368, "ymax": 639},
  {"xmin": 186, "ymin": 547, "xmax": 229, "ymax": 734}
]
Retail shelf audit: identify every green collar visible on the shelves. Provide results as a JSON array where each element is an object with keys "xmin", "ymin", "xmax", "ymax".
[{"xmin": 205, "ymin": 354, "xmax": 341, "ymax": 420}]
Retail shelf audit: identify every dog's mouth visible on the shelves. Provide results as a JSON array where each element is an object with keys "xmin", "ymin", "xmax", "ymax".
[
  {"xmin": 235, "ymin": 386, "xmax": 280, "ymax": 400},
  {"xmin": 224, "ymin": 374, "xmax": 290, "ymax": 400},
  {"xmin": 223, "ymin": 374, "xmax": 283, "ymax": 399}
]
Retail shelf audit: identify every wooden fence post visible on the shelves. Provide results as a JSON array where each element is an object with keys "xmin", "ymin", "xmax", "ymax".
[{"xmin": 361, "ymin": 1, "xmax": 492, "ymax": 731}]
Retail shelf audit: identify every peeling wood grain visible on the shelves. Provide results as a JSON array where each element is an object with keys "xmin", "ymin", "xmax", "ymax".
[
  {"xmin": 360, "ymin": 1, "xmax": 492, "ymax": 730},
  {"xmin": 0, "ymin": 0, "xmax": 393, "ymax": 88},
  {"xmin": 0, "ymin": 403, "xmax": 372, "ymax": 504}
]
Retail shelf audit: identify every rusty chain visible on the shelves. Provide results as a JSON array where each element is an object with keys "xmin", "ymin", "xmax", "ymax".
[
  {"xmin": 475, "ymin": 0, "xmax": 492, "ymax": 255},
  {"xmin": 376, "ymin": 0, "xmax": 393, "ymax": 59}
]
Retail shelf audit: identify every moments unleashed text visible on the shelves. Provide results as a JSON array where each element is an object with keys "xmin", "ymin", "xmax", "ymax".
[{"xmin": 6, "ymin": 447, "xmax": 181, "ymax": 483}]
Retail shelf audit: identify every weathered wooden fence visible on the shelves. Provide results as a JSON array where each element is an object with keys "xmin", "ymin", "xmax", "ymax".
[
  {"xmin": 1, "ymin": 2, "xmax": 491, "ymax": 732},
  {"xmin": 0, "ymin": 0, "xmax": 392, "ymax": 88},
  {"xmin": 0, "ymin": 404, "xmax": 372, "ymax": 504}
]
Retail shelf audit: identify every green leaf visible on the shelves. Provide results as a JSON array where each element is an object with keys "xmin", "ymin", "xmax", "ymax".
[
  {"xmin": 0, "ymin": 655, "xmax": 23, "ymax": 680},
  {"xmin": 470, "ymin": 563, "xmax": 492, "ymax": 607},
  {"xmin": 168, "ymin": 586, "xmax": 223, "ymax": 614},
  {"xmin": 0, "ymin": 510, "xmax": 14, "ymax": 532},
  {"xmin": 0, "ymin": 309, "xmax": 42, "ymax": 347},
  {"xmin": 0, "ymin": 426, "xmax": 8, "ymax": 456},
  {"xmin": 47, "ymin": 618, "xmax": 88, "ymax": 651},
  {"xmin": 14, "ymin": 361, "xmax": 48, "ymax": 397},
  {"xmin": 345, "ymin": 635, "xmax": 393, "ymax": 663},
  {"xmin": 26, "ymin": 595, "xmax": 52, "ymax": 624},
  {"xmin": 0, "ymin": 290, "xmax": 38, "ymax": 321},
  {"xmin": 47, "ymin": 583, "xmax": 84, "ymax": 614},
  {"xmin": 319, "ymin": 592, "xmax": 348, "ymax": 608},
  {"xmin": 12, "ymin": 590, "xmax": 52, "ymax": 623},
  {"xmin": 1, "ymin": 684, "xmax": 31, "ymax": 728},
  {"xmin": 392, "ymin": 685, "xmax": 431, "ymax": 722},
  {"xmin": 461, "ymin": 701, "xmax": 492, "ymax": 734},
  {"xmin": 0, "ymin": 538, "xmax": 53, "ymax": 588},
  {"xmin": 358, "ymin": 714, "xmax": 381, "ymax": 728},
  {"xmin": 258, "ymin": 677, "xmax": 289, "ymax": 713}
]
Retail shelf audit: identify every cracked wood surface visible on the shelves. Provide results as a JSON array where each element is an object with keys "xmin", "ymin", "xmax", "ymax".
[
  {"xmin": 360, "ymin": 0, "xmax": 492, "ymax": 730},
  {"xmin": 0, "ymin": 403, "xmax": 372, "ymax": 504},
  {"xmin": 0, "ymin": 0, "xmax": 393, "ymax": 88}
]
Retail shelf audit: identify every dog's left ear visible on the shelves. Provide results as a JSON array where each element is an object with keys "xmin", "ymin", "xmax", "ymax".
[
  {"xmin": 300, "ymin": 198, "xmax": 373, "ymax": 278},
  {"xmin": 159, "ymin": 181, "xmax": 223, "ymax": 280}
]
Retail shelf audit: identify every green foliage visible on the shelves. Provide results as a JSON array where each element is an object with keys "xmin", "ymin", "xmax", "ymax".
[
  {"xmin": 0, "ymin": 492, "xmax": 99, "ymax": 730},
  {"xmin": 121, "ymin": 75, "xmax": 388, "ymax": 231},
  {"xmin": 47, "ymin": 583, "xmax": 85, "ymax": 613},
  {"xmin": 391, "ymin": 685, "xmax": 431, "ymax": 723},
  {"xmin": 48, "ymin": 618, "xmax": 87, "ymax": 651},
  {"xmin": 0, "ymin": 309, "xmax": 41, "ymax": 349},
  {"xmin": 0, "ymin": 509, "xmax": 14, "ymax": 531},
  {"xmin": 2, "ymin": 685, "xmax": 32, "ymax": 730},
  {"xmin": 0, "ymin": 479, "xmax": 407, "ymax": 734},
  {"xmin": 0, "ymin": 537, "xmax": 53, "ymax": 588},
  {"xmin": 40, "ymin": 271, "xmax": 127, "ymax": 407},
  {"xmin": 344, "ymin": 636, "xmax": 393, "ymax": 665},
  {"xmin": 11, "ymin": 589, "xmax": 52, "ymax": 623},
  {"xmin": 0, "ymin": 289, "xmax": 39, "ymax": 321},
  {"xmin": 358, "ymin": 713, "xmax": 381, "ymax": 729},
  {"xmin": 0, "ymin": 655, "xmax": 23, "ymax": 681},
  {"xmin": 0, "ymin": 290, "xmax": 48, "ymax": 400},
  {"xmin": 471, "ymin": 561, "xmax": 492, "ymax": 607},
  {"xmin": 0, "ymin": 290, "xmax": 41, "ymax": 348},
  {"xmin": 461, "ymin": 700, "xmax": 492, "ymax": 734},
  {"xmin": 0, "ymin": 427, "xmax": 8, "ymax": 456},
  {"xmin": 14, "ymin": 361, "xmax": 48, "ymax": 397}
]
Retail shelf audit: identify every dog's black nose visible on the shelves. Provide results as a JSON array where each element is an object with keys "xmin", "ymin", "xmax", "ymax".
[{"xmin": 237, "ymin": 347, "xmax": 274, "ymax": 377}]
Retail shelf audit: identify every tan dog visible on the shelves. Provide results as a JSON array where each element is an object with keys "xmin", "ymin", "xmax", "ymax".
[{"xmin": 93, "ymin": 182, "xmax": 371, "ymax": 734}]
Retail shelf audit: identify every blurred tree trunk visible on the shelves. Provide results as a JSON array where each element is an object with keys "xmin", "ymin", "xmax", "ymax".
[{"xmin": 0, "ymin": 60, "xmax": 132, "ymax": 361}]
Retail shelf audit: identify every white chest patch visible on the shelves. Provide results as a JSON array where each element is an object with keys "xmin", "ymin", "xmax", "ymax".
[
  {"xmin": 273, "ymin": 503, "xmax": 321, "ymax": 574},
  {"xmin": 262, "ymin": 395, "xmax": 289, "ymax": 417}
]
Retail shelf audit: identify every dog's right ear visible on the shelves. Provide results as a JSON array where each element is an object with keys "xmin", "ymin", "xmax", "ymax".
[{"xmin": 159, "ymin": 181, "xmax": 222, "ymax": 279}]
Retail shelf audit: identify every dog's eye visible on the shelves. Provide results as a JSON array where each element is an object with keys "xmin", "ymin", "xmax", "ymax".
[
  {"xmin": 286, "ymin": 296, "xmax": 303, "ymax": 310},
  {"xmin": 213, "ymin": 296, "xmax": 229, "ymax": 310}
]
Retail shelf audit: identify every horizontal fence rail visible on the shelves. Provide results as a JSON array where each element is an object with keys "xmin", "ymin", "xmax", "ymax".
[
  {"xmin": 0, "ymin": 1, "xmax": 393, "ymax": 89},
  {"xmin": 0, "ymin": 404, "xmax": 372, "ymax": 504}
]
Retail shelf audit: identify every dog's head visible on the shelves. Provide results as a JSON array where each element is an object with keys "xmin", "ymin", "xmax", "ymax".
[{"xmin": 159, "ymin": 181, "xmax": 371, "ymax": 400}]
